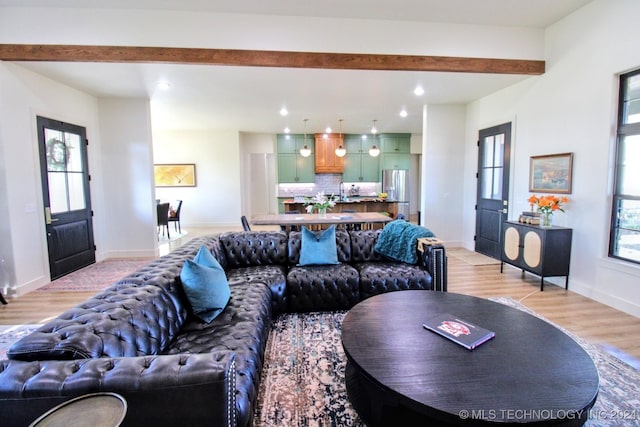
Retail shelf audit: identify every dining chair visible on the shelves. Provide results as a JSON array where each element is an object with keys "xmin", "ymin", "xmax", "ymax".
[
  {"xmin": 168, "ymin": 200, "xmax": 183, "ymax": 233},
  {"xmin": 284, "ymin": 210, "xmax": 301, "ymax": 231},
  {"xmin": 241, "ymin": 215, "xmax": 251, "ymax": 231},
  {"xmin": 157, "ymin": 202, "xmax": 170, "ymax": 239},
  {"xmin": 342, "ymin": 209, "xmax": 360, "ymax": 231}
]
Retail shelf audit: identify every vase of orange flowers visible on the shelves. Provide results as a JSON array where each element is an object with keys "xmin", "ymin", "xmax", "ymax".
[{"xmin": 527, "ymin": 194, "xmax": 569, "ymax": 227}]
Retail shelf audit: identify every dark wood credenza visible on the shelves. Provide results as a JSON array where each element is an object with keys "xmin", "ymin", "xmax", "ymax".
[{"xmin": 501, "ymin": 221, "xmax": 573, "ymax": 291}]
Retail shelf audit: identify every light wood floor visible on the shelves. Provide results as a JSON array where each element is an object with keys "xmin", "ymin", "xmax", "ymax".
[{"xmin": 1, "ymin": 241, "xmax": 639, "ymax": 363}]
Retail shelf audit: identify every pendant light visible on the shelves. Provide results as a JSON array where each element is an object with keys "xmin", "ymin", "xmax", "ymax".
[
  {"xmin": 300, "ymin": 119, "xmax": 311, "ymax": 157},
  {"xmin": 369, "ymin": 120, "xmax": 380, "ymax": 157},
  {"xmin": 335, "ymin": 118, "xmax": 346, "ymax": 157}
]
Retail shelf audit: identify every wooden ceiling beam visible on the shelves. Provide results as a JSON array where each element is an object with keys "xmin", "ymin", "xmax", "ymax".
[{"xmin": 0, "ymin": 44, "xmax": 545, "ymax": 75}]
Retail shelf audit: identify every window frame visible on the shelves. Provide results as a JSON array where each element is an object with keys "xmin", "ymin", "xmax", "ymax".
[{"xmin": 609, "ymin": 68, "xmax": 640, "ymax": 265}]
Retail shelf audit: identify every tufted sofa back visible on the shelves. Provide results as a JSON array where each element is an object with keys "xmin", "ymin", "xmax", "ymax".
[
  {"xmin": 349, "ymin": 229, "xmax": 388, "ymax": 263},
  {"xmin": 219, "ymin": 231, "xmax": 289, "ymax": 269},
  {"xmin": 287, "ymin": 229, "xmax": 352, "ymax": 265},
  {"xmin": 8, "ymin": 281, "xmax": 187, "ymax": 361}
]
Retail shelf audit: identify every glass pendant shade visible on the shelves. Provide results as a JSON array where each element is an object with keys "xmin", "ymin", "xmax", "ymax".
[
  {"xmin": 300, "ymin": 145, "xmax": 311, "ymax": 157},
  {"xmin": 335, "ymin": 145, "xmax": 346, "ymax": 157},
  {"xmin": 369, "ymin": 145, "xmax": 380, "ymax": 157}
]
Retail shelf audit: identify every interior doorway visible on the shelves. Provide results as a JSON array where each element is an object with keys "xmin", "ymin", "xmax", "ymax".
[
  {"xmin": 474, "ymin": 122, "xmax": 511, "ymax": 259},
  {"xmin": 37, "ymin": 116, "xmax": 95, "ymax": 280}
]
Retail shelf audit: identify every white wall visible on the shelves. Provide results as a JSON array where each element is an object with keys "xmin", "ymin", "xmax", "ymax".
[
  {"xmin": 422, "ymin": 104, "xmax": 467, "ymax": 245},
  {"xmin": 464, "ymin": 0, "xmax": 640, "ymax": 316},
  {"xmin": 153, "ymin": 129, "xmax": 242, "ymax": 228},
  {"xmin": 98, "ymin": 98, "xmax": 157, "ymax": 258}
]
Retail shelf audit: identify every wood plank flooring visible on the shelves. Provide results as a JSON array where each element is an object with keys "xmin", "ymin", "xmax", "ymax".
[{"xmin": 1, "ymin": 243, "xmax": 639, "ymax": 362}]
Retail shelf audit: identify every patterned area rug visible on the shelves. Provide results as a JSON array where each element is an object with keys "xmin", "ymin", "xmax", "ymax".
[
  {"xmin": 255, "ymin": 300, "xmax": 640, "ymax": 427},
  {"xmin": 254, "ymin": 311, "xmax": 364, "ymax": 427},
  {"xmin": 447, "ymin": 247, "xmax": 501, "ymax": 266},
  {"xmin": 490, "ymin": 297, "xmax": 640, "ymax": 427},
  {"xmin": 36, "ymin": 258, "xmax": 153, "ymax": 292}
]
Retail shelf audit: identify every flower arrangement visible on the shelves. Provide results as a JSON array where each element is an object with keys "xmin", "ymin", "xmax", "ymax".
[
  {"xmin": 528, "ymin": 194, "xmax": 569, "ymax": 226},
  {"xmin": 304, "ymin": 191, "xmax": 336, "ymax": 214}
]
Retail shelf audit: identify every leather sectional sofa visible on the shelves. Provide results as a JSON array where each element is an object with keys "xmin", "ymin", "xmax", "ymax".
[{"xmin": 0, "ymin": 228, "xmax": 446, "ymax": 426}]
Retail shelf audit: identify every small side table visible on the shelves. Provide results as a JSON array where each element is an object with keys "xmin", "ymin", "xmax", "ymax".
[
  {"xmin": 416, "ymin": 237, "xmax": 445, "ymax": 252},
  {"xmin": 29, "ymin": 392, "xmax": 127, "ymax": 427}
]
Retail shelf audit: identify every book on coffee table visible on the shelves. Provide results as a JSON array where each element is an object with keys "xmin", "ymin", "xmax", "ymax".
[{"xmin": 423, "ymin": 313, "xmax": 495, "ymax": 350}]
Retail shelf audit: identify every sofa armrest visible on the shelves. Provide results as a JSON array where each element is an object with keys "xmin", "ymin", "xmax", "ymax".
[
  {"xmin": 0, "ymin": 352, "xmax": 237, "ymax": 427},
  {"xmin": 419, "ymin": 245, "xmax": 447, "ymax": 292}
]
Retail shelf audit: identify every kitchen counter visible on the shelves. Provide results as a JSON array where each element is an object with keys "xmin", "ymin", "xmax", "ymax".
[{"xmin": 283, "ymin": 199, "xmax": 401, "ymax": 218}]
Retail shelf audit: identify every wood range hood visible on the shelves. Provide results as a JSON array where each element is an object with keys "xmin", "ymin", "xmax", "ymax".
[{"xmin": 314, "ymin": 133, "xmax": 344, "ymax": 174}]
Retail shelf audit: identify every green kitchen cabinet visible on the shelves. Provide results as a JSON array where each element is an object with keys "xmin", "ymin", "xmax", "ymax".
[
  {"xmin": 379, "ymin": 133, "xmax": 410, "ymax": 170},
  {"xmin": 277, "ymin": 153, "xmax": 315, "ymax": 183},
  {"xmin": 343, "ymin": 135, "xmax": 380, "ymax": 182},
  {"xmin": 277, "ymin": 134, "xmax": 315, "ymax": 183},
  {"xmin": 379, "ymin": 133, "xmax": 410, "ymax": 154},
  {"xmin": 277, "ymin": 133, "xmax": 312, "ymax": 154},
  {"xmin": 380, "ymin": 153, "xmax": 411, "ymax": 170}
]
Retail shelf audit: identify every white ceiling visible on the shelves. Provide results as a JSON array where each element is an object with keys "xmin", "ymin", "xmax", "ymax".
[{"xmin": 3, "ymin": 0, "xmax": 594, "ymax": 134}]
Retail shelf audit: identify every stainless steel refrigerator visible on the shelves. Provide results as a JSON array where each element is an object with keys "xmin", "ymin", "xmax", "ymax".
[{"xmin": 381, "ymin": 169, "xmax": 410, "ymax": 218}]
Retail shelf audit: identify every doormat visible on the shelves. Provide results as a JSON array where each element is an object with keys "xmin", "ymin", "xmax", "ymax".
[
  {"xmin": 36, "ymin": 258, "xmax": 153, "ymax": 292},
  {"xmin": 447, "ymin": 247, "xmax": 501, "ymax": 266}
]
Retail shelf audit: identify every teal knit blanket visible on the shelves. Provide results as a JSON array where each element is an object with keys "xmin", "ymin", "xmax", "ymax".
[{"xmin": 374, "ymin": 220, "xmax": 435, "ymax": 264}]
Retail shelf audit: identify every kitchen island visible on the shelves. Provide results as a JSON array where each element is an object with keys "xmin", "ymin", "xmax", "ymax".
[{"xmin": 283, "ymin": 198, "xmax": 400, "ymax": 218}]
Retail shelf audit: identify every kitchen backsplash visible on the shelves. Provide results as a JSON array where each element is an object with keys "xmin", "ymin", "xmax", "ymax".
[{"xmin": 278, "ymin": 174, "xmax": 380, "ymax": 198}]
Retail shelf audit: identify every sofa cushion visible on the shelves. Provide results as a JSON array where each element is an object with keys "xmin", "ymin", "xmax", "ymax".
[
  {"xmin": 220, "ymin": 231, "xmax": 289, "ymax": 269},
  {"xmin": 299, "ymin": 225, "xmax": 339, "ymax": 266},
  {"xmin": 286, "ymin": 263, "xmax": 360, "ymax": 312},
  {"xmin": 8, "ymin": 283, "xmax": 185, "ymax": 360},
  {"xmin": 355, "ymin": 262, "xmax": 433, "ymax": 300},
  {"xmin": 226, "ymin": 265, "xmax": 288, "ymax": 315},
  {"xmin": 180, "ymin": 246, "xmax": 231, "ymax": 323},
  {"xmin": 165, "ymin": 282, "xmax": 272, "ymax": 427},
  {"xmin": 288, "ymin": 229, "xmax": 351, "ymax": 265},
  {"xmin": 349, "ymin": 229, "xmax": 387, "ymax": 262}
]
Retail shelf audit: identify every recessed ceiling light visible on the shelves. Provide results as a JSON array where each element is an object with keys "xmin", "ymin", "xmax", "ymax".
[
  {"xmin": 284, "ymin": 127, "xmax": 290, "ymax": 133},
  {"xmin": 157, "ymin": 81, "xmax": 171, "ymax": 90},
  {"xmin": 400, "ymin": 109, "xmax": 408, "ymax": 118},
  {"xmin": 414, "ymin": 86, "xmax": 425, "ymax": 96},
  {"xmin": 280, "ymin": 107, "xmax": 288, "ymax": 116},
  {"xmin": 325, "ymin": 127, "xmax": 332, "ymax": 134}
]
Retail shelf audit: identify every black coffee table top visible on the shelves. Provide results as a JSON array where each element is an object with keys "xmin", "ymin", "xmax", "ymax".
[{"xmin": 341, "ymin": 291, "xmax": 599, "ymax": 425}]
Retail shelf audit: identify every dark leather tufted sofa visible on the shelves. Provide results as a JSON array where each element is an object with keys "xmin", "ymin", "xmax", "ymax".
[{"xmin": 0, "ymin": 229, "xmax": 446, "ymax": 427}]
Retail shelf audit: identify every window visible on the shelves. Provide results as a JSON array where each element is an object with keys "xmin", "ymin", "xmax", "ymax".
[{"xmin": 610, "ymin": 69, "xmax": 640, "ymax": 264}]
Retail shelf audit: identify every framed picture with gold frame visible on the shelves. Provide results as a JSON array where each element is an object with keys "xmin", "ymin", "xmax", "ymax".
[
  {"xmin": 529, "ymin": 153, "xmax": 573, "ymax": 194},
  {"xmin": 154, "ymin": 164, "xmax": 196, "ymax": 187}
]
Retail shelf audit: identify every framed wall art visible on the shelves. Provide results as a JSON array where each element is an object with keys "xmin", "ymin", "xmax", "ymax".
[
  {"xmin": 154, "ymin": 164, "xmax": 197, "ymax": 187},
  {"xmin": 529, "ymin": 152, "xmax": 573, "ymax": 194}
]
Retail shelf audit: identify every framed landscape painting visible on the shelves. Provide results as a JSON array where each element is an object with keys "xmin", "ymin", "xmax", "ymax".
[
  {"xmin": 154, "ymin": 164, "xmax": 197, "ymax": 187},
  {"xmin": 529, "ymin": 153, "xmax": 573, "ymax": 194}
]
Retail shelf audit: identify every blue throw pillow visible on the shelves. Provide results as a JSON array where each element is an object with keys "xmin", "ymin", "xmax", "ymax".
[
  {"xmin": 180, "ymin": 246, "xmax": 230, "ymax": 323},
  {"xmin": 299, "ymin": 225, "xmax": 339, "ymax": 266}
]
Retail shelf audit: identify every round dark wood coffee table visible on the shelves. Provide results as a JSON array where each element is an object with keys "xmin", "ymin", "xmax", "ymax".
[{"xmin": 341, "ymin": 291, "xmax": 599, "ymax": 426}]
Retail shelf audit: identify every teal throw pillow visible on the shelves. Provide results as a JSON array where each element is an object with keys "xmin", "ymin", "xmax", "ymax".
[
  {"xmin": 180, "ymin": 246, "xmax": 230, "ymax": 323},
  {"xmin": 299, "ymin": 225, "xmax": 339, "ymax": 266}
]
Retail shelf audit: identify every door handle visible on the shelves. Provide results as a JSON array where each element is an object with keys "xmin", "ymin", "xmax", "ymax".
[{"xmin": 44, "ymin": 207, "xmax": 59, "ymax": 224}]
